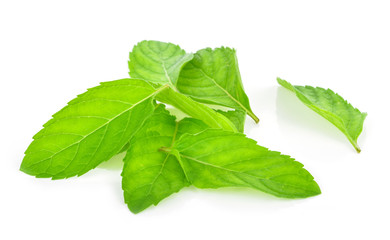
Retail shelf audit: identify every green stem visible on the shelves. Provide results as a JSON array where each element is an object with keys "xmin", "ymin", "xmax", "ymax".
[
  {"xmin": 156, "ymin": 87, "xmax": 237, "ymax": 132},
  {"xmin": 248, "ymin": 111, "xmax": 259, "ymax": 123},
  {"xmin": 349, "ymin": 139, "xmax": 361, "ymax": 153}
]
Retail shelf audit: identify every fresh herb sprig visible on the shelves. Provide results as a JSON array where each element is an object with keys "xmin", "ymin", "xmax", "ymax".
[{"xmin": 21, "ymin": 40, "xmax": 321, "ymax": 213}]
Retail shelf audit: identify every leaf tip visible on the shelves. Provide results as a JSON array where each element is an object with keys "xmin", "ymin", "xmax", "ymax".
[
  {"xmin": 19, "ymin": 156, "xmax": 36, "ymax": 177},
  {"xmin": 19, "ymin": 161, "xmax": 27, "ymax": 174},
  {"xmin": 276, "ymin": 77, "xmax": 295, "ymax": 92},
  {"xmin": 311, "ymin": 181, "xmax": 322, "ymax": 196},
  {"xmin": 276, "ymin": 77, "xmax": 284, "ymax": 85},
  {"xmin": 128, "ymin": 206, "xmax": 143, "ymax": 214}
]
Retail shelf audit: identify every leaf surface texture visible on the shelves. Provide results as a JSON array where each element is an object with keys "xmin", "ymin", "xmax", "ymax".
[
  {"xmin": 122, "ymin": 105, "xmax": 208, "ymax": 213},
  {"xmin": 173, "ymin": 129, "xmax": 321, "ymax": 198},
  {"xmin": 216, "ymin": 109, "xmax": 246, "ymax": 133},
  {"xmin": 177, "ymin": 47, "xmax": 258, "ymax": 122},
  {"xmin": 20, "ymin": 79, "xmax": 164, "ymax": 179},
  {"xmin": 129, "ymin": 40, "xmax": 193, "ymax": 87}
]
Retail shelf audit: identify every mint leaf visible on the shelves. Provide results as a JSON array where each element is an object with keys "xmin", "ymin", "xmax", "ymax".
[
  {"xmin": 122, "ymin": 105, "xmax": 208, "ymax": 213},
  {"xmin": 122, "ymin": 105, "xmax": 188, "ymax": 213},
  {"xmin": 216, "ymin": 109, "xmax": 246, "ymax": 133},
  {"xmin": 20, "ymin": 79, "xmax": 167, "ymax": 179},
  {"xmin": 129, "ymin": 40, "xmax": 193, "ymax": 87},
  {"xmin": 177, "ymin": 47, "xmax": 259, "ymax": 122},
  {"xmin": 172, "ymin": 129, "xmax": 321, "ymax": 198},
  {"xmin": 277, "ymin": 78, "xmax": 367, "ymax": 153}
]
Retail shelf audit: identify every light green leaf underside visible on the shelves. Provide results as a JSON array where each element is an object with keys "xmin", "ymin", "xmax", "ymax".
[
  {"xmin": 20, "ymin": 79, "xmax": 165, "ymax": 179},
  {"xmin": 277, "ymin": 78, "xmax": 367, "ymax": 153},
  {"xmin": 129, "ymin": 40, "xmax": 193, "ymax": 87},
  {"xmin": 173, "ymin": 129, "xmax": 321, "ymax": 198},
  {"xmin": 216, "ymin": 109, "xmax": 246, "ymax": 133},
  {"xmin": 156, "ymin": 87, "xmax": 238, "ymax": 132},
  {"xmin": 177, "ymin": 47, "xmax": 258, "ymax": 123},
  {"xmin": 122, "ymin": 105, "xmax": 208, "ymax": 213}
]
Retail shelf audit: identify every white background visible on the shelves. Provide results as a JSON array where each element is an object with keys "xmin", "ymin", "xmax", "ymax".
[{"xmin": 1, "ymin": 0, "xmax": 389, "ymax": 239}]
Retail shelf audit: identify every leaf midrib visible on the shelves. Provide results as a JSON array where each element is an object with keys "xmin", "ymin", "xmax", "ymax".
[
  {"xmin": 189, "ymin": 67, "xmax": 258, "ymax": 122},
  {"xmin": 161, "ymin": 60, "xmax": 173, "ymax": 87},
  {"xmin": 180, "ymin": 153, "xmax": 270, "ymax": 180},
  {"xmin": 196, "ymin": 68, "xmax": 247, "ymax": 112},
  {"xmin": 144, "ymin": 122, "xmax": 180, "ymax": 198},
  {"xmin": 180, "ymin": 153, "xmax": 316, "ymax": 195}
]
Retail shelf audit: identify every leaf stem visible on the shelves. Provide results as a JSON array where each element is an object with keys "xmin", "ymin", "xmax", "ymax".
[
  {"xmin": 344, "ymin": 134, "xmax": 361, "ymax": 153},
  {"xmin": 351, "ymin": 141, "xmax": 361, "ymax": 153},
  {"xmin": 248, "ymin": 111, "xmax": 259, "ymax": 123},
  {"xmin": 156, "ymin": 87, "xmax": 237, "ymax": 132}
]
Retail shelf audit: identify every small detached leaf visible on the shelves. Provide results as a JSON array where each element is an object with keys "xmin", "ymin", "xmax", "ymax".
[
  {"xmin": 20, "ymin": 79, "xmax": 167, "ymax": 179},
  {"xmin": 177, "ymin": 47, "xmax": 259, "ymax": 122},
  {"xmin": 129, "ymin": 40, "xmax": 193, "ymax": 87},
  {"xmin": 122, "ymin": 105, "xmax": 209, "ymax": 213},
  {"xmin": 277, "ymin": 78, "xmax": 367, "ymax": 153},
  {"xmin": 172, "ymin": 129, "xmax": 321, "ymax": 198}
]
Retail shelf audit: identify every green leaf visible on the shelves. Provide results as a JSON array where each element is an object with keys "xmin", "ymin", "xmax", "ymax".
[
  {"xmin": 277, "ymin": 78, "xmax": 367, "ymax": 153},
  {"xmin": 172, "ymin": 129, "xmax": 321, "ymax": 198},
  {"xmin": 216, "ymin": 109, "xmax": 246, "ymax": 133},
  {"xmin": 129, "ymin": 40, "xmax": 193, "ymax": 87},
  {"xmin": 156, "ymin": 87, "xmax": 238, "ymax": 132},
  {"xmin": 20, "ymin": 79, "xmax": 167, "ymax": 179},
  {"xmin": 176, "ymin": 47, "xmax": 259, "ymax": 123},
  {"xmin": 122, "ymin": 105, "xmax": 208, "ymax": 213},
  {"xmin": 122, "ymin": 105, "xmax": 186, "ymax": 213}
]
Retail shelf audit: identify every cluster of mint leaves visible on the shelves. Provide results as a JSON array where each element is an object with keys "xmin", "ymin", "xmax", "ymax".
[{"xmin": 20, "ymin": 40, "xmax": 366, "ymax": 214}]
